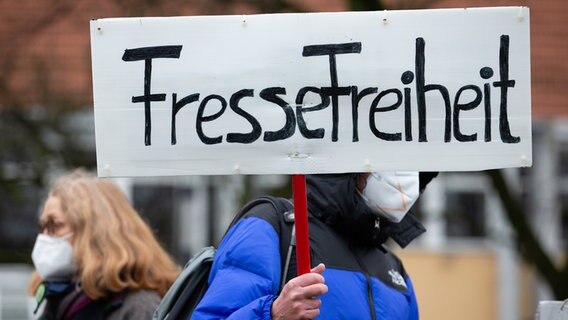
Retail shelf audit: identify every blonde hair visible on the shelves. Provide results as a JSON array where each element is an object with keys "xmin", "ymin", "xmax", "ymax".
[{"xmin": 28, "ymin": 169, "xmax": 180, "ymax": 299}]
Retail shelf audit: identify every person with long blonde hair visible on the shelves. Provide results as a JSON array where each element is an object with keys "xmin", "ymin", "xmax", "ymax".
[{"xmin": 28, "ymin": 169, "xmax": 180, "ymax": 319}]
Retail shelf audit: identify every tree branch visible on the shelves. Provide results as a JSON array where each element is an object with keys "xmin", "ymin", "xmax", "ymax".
[{"xmin": 485, "ymin": 169, "xmax": 567, "ymax": 298}]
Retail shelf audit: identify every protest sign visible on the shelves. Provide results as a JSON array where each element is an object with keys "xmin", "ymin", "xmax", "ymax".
[{"xmin": 91, "ymin": 7, "xmax": 531, "ymax": 177}]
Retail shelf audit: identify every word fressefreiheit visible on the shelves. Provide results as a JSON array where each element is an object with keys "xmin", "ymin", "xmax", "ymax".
[{"xmin": 122, "ymin": 35, "xmax": 520, "ymax": 146}]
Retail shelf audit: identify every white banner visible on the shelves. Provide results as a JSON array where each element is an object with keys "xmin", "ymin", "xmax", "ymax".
[{"xmin": 90, "ymin": 7, "xmax": 531, "ymax": 177}]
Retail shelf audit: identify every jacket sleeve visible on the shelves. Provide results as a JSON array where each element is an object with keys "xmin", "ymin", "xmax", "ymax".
[
  {"xmin": 405, "ymin": 275, "xmax": 419, "ymax": 320},
  {"xmin": 192, "ymin": 217, "xmax": 282, "ymax": 320}
]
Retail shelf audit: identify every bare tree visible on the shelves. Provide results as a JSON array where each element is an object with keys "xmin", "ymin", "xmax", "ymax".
[{"xmin": 485, "ymin": 170, "xmax": 568, "ymax": 299}]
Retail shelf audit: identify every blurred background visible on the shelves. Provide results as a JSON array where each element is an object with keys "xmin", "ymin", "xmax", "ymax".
[{"xmin": 0, "ymin": 0, "xmax": 566, "ymax": 319}]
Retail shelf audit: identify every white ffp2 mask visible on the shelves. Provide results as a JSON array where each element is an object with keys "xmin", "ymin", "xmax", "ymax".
[
  {"xmin": 31, "ymin": 233, "xmax": 77, "ymax": 281},
  {"xmin": 359, "ymin": 171, "xmax": 420, "ymax": 223}
]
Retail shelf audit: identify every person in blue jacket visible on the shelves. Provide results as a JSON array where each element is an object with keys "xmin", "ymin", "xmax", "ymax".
[{"xmin": 193, "ymin": 172, "xmax": 437, "ymax": 319}]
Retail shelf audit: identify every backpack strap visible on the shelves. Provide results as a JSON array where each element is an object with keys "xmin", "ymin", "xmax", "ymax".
[
  {"xmin": 280, "ymin": 213, "xmax": 295, "ymax": 292},
  {"xmin": 225, "ymin": 196, "xmax": 296, "ymax": 291},
  {"xmin": 225, "ymin": 195, "xmax": 292, "ymax": 234}
]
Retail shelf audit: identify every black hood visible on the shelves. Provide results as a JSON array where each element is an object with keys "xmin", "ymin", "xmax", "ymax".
[
  {"xmin": 306, "ymin": 174, "xmax": 381, "ymax": 247},
  {"xmin": 306, "ymin": 173, "xmax": 426, "ymax": 248}
]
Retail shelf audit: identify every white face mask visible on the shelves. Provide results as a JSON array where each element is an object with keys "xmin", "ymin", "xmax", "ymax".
[
  {"xmin": 31, "ymin": 233, "xmax": 77, "ymax": 281},
  {"xmin": 359, "ymin": 171, "xmax": 420, "ymax": 223}
]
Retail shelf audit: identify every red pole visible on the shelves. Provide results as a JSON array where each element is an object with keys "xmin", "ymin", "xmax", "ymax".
[{"xmin": 292, "ymin": 174, "xmax": 311, "ymax": 275}]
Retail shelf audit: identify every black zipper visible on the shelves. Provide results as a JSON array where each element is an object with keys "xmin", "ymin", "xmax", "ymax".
[
  {"xmin": 351, "ymin": 246, "xmax": 377, "ymax": 320},
  {"xmin": 363, "ymin": 271, "xmax": 376, "ymax": 320}
]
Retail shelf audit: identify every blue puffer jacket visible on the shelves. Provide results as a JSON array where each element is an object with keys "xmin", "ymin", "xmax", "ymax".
[{"xmin": 193, "ymin": 174, "xmax": 421, "ymax": 319}]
